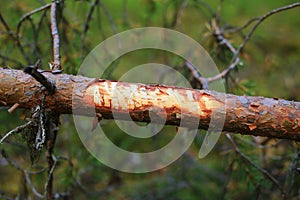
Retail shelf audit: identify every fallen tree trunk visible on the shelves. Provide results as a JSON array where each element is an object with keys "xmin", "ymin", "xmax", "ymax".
[{"xmin": 0, "ymin": 68, "xmax": 299, "ymax": 141}]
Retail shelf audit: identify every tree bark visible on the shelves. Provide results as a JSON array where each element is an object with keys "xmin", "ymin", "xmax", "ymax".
[{"xmin": 0, "ymin": 68, "xmax": 299, "ymax": 141}]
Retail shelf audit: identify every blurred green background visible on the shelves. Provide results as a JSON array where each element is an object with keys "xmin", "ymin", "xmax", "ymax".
[{"xmin": 0, "ymin": 0, "xmax": 299, "ymax": 199}]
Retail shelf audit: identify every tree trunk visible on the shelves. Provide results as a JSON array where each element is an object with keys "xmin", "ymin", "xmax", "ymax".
[{"xmin": 0, "ymin": 68, "xmax": 299, "ymax": 141}]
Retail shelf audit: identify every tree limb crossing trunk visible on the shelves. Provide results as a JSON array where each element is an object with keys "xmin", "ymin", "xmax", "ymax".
[{"xmin": 0, "ymin": 68, "xmax": 299, "ymax": 141}]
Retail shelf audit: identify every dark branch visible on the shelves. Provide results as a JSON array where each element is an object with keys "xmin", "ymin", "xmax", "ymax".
[
  {"xmin": 0, "ymin": 13, "xmax": 31, "ymax": 64},
  {"xmin": 81, "ymin": 0, "xmax": 99, "ymax": 59},
  {"xmin": 23, "ymin": 65, "xmax": 56, "ymax": 95}
]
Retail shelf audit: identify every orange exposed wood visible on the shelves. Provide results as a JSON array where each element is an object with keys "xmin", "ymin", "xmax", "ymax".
[{"xmin": 0, "ymin": 68, "xmax": 299, "ymax": 141}]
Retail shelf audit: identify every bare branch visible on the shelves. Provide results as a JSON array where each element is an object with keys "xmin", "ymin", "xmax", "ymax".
[
  {"xmin": 185, "ymin": 61, "xmax": 209, "ymax": 89},
  {"xmin": 284, "ymin": 149, "xmax": 300, "ymax": 194},
  {"xmin": 0, "ymin": 54, "xmax": 24, "ymax": 67},
  {"xmin": 207, "ymin": 2, "xmax": 300, "ymax": 82},
  {"xmin": 24, "ymin": 172, "xmax": 44, "ymax": 198},
  {"xmin": 1, "ymin": 4, "xmax": 51, "ymax": 66},
  {"xmin": 175, "ymin": 0, "xmax": 189, "ymax": 28},
  {"xmin": 206, "ymin": 19, "xmax": 241, "ymax": 83},
  {"xmin": 0, "ymin": 13, "xmax": 31, "ymax": 64},
  {"xmin": 234, "ymin": 2, "xmax": 300, "ymax": 62},
  {"xmin": 122, "ymin": 0, "xmax": 129, "ymax": 27},
  {"xmin": 44, "ymin": 112, "xmax": 59, "ymax": 200},
  {"xmin": 15, "ymin": 4, "xmax": 49, "ymax": 60},
  {"xmin": 18, "ymin": 3, "xmax": 51, "ymax": 26},
  {"xmin": 44, "ymin": 154, "xmax": 57, "ymax": 199},
  {"xmin": 16, "ymin": 3, "xmax": 51, "ymax": 38},
  {"xmin": 226, "ymin": 134, "xmax": 286, "ymax": 196},
  {"xmin": 81, "ymin": 0, "xmax": 99, "ymax": 59},
  {"xmin": 0, "ymin": 121, "xmax": 33, "ymax": 144},
  {"xmin": 98, "ymin": 0, "xmax": 118, "ymax": 35},
  {"xmin": 0, "ymin": 68, "xmax": 300, "ymax": 141},
  {"xmin": 0, "ymin": 150, "xmax": 45, "ymax": 198},
  {"xmin": 224, "ymin": 17, "xmax": 260, "ymax": 34},
  {"xmin": 50, "ymin": 0, "xmax": 62, "ymax": 72},
  {"xmin": 97, "ymin": 0, "xmax": 121, "ymax": 78},
  {"xmin": 194, "ymin": 0, "xmax": 217, "ymax": 19},
  {"xmin": 0, "ymin": 13, "xmax": 14, "ymax": 36}
]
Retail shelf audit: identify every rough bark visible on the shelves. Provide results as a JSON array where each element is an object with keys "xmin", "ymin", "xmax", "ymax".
[{"xmin": 0, "ymin": 68, "xmax": 299, "ymax": 141}]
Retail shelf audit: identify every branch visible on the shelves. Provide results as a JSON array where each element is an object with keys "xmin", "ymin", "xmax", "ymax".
[
  {"xmin": 233, "ymin": 2, "xmax": 300, "ymax": 62},
  {"xmin": 44, "ymin": 112, "xmax": 59, "ymax": 200},
  {"xmin": 23, "ymin": 65, "xmax": 56, "ymax": 95},
  {"xmin": 0, "ymin": 121, "xmax": 33, "ymax": 144},
  {"xmin": 0, "ymin": 54, "xmax": 24, "ymax": 67},
  {"xmin": 0, "ymin": 68, "xmax": 299, "ymax": 141},
  {"xmin": 207, "ymin": 2, "xmax": 300, "ymax": 82},
  {"xmin": 185, "ymin": 61, "xmax": 209, "ymax": 89},
  {"xmin": 1, "ymin": 150, "xmax": 45, "ymax": 198},
  {"xmin": 50, "ymin": 0, "xmax": 62, "ymax": 72},
  {"xmin": 0, "ymin": 13, "xmax": 30, "ymax": 65},
  {"xmin": 226, "ymin": 134, "xmax": 285, "ymax": 195},
  {"xmin": 81, "ymin": 0, "xmax": 99, "ymax": 59},
  {"xmin": 16, "ymin": 3, "xmax": 51, "ymax": 39}
]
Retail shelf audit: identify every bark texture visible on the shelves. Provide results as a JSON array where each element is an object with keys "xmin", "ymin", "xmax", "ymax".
[{"xmin": 0, "ymin": 68, "xmax": 299, "ymax": 141}]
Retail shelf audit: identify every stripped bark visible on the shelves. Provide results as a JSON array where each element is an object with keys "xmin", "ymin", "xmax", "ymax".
[{"xmin": 0, "ymin": 68, "xmax": 299, "ymax": 141}]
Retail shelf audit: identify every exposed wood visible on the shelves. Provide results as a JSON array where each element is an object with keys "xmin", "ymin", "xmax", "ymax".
[{"xmin": 0, "ymin": 68, "xmax": 299, "ymax": 141}]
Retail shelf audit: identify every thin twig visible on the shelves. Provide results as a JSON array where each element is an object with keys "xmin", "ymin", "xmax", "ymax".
[
  {"xmin": 0, "ymin": 121, "xmax": 33, "ymax": 144},
  {"xmin": 21, "ymin": 16, "xmax": 39, "ymax": 59},
  {"xmin": 0, "ymin": 54, "xmax": 24, "ymax": 66},
  {"xmin": 44, "ymin": 154, "xmax": 57, "ymax": 199},
  {"xmin": 224, "ymin": 17, "xmax": 260, "ymax": 34},
  {"xmin": 122, "ymin": 0, "xmax": 129, "ymax": 27},
  {"xmin": 185, "ymin": 61, "xmax": 209, "ymax": 89},
  {"xmin": 81, "ymin": 0, "xmax": 99, "ymax": 59},
  {"xmin": 207, "ymin": 2, "xmax": 300, "ymax": 83},
  {"xmin": 0, "ymin": 13, "xmax": 13, "ymax": 34},
  {"xmin": 24, "ymin": 172, "xmax": 44, "ymax": 198},
  {"xmin": 1, "ymin": 9, "xmax": 41, "ymax": 66},
  {"xmin": 44, "ymin": 112, "xmax": 59, "ymax": 200},
  {"xmin": 194, "ymin": 0, "xmax": 217, "ymax": 19},
  {"xmin": 0, "ymin": 13, "xmax": 31, "ymax": 64},
  {"xmin": 226, "ymin": 134, "xmax": 286, "ymax": 196},
  {"xmin": 284, "ymin": 149, "xmax": 300, "ymax": 195},
  {"xmin": 216, "ymin": 0, "xmax": 223, "ymax": 23},
  {"xmin": 36, "ymin": 9, "xmax": 48, "ymax": 38},
  {"xmin": 175, "ymin": 0, "xmax": 189, "ymax": 28},
  {"xmin": 98, "ymin": 0, "xmax": 121, "ymax": 78},
  {"xmin": 234, "ymin": 2, "xmax": 300, "ymax": 64},
  {"xmin": 17, "ymin": 3, "xmax": 51, "ymax": 30},
  {"xmin": 34, "ymin": 9, "xmax": 49, "ymax": 59},
  {"xmin": 16, "ymin": 3, "xmax": 51, "ymax": 38},
  {"xmin": 49, "ymin": 156, "xmax": 75, "ymax": 199},
  {"xmin": 206, "ymin": 19, "xmax": 241, "ymax": 83},
  {"xmin": 98, "ymin": 0, "xmax": 118, "ymax": 37},
  {"xmin": 1, "ymin": 149, "xmax": 24, "ymax": 171},
  {"xmin": 1, "ymin": 149, "xmax": 45, "ymax": 198},
  {"xmin": 207, "ymin": 56, "xmax": 240, "ymax": 83}
]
